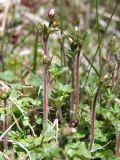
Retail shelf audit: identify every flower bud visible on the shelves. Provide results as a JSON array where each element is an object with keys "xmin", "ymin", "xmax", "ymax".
[
  {"xmin": 48, "ymin": 8, "xmax": 55, "ymax": 19},
  {"xmin": 42, "ymin": 54, "xmax": 51, "ymax": 69},
  {"xmin": 69, "ymin": 37, "xmax": 73, "ymax": 43},
  {"xmin": 0, "ymin": 85, "xmax": 11, "ymax": 100},
  {"xmin": 75, "ymin": 26, "xmax": 79, "ymax": 32},
  {"xmin": 61, "ymin": 126, "xmax": 76, "ymax": 137},
  {"xmin": 100, "ymin": 75, "xmax": 109, "ymax": 82}
]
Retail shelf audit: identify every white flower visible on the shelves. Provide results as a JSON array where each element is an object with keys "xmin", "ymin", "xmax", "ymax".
[
  {"xmin": 48, "ymin": 8, "xmax": 55, "ymax": 19},
  {"xmin": 75, "ymin": 26, "xmax": 79, "ymax": 32},
  {"xmin": 71, "ymin": 128, "xmax": 76, "ymax": 133}
]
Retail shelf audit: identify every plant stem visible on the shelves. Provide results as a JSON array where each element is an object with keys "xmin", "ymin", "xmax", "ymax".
[
  {"xmin": 60, "ymin": 0, "xmax": 66, "ymax": 84},
  {"xmin": 43, "ymin": 38, "xmax": 48, "ymax": 124},
  {"xmin": 75, "ymin": 52, "xmax": 80, "ymax": 119},
  {"xmin": 95, "ymin": 0, "xmax": 101, "ymax": 76},
  {"xmin": 61, "ymin": 39, "xmax": 66, "ymax": 84},
  {"xmin": 71, "ymin": 58, "xmax": 75, "ymax": 119},
  {"xmin": 60, "ymin": 0, "xmax": 63, "ymax": 67},
  {"xmin": 116, "ymin": 132, "xmax": 120, "ymax": 157},
  {"xmin": 43, "ymin": 69, "xmax": 48, "ymax": 124},
  {"xmin": 57, "ymin": 107, "xmax": 63, "ymax": 123},
  {"xmin": 3, "ymin": 100, "xmax": 9, "ymax": 150},
  {"xmin": 89, "ymin": 85, "xmax": 100, "ymax": 151},
  {"xmin": 33, "ymin": 30, "xmax": 39, "ymax": 73},
  {"xmin": 0, "ymin": 0, "xmax": 10, "ymax": 71},
  {"xmin": 0, "ymin": 38, "xmax": 4, "ymax": 71}
]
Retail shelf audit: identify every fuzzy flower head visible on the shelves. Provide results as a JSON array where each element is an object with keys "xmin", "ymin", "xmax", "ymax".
[{"xmin": 48, "ymin": 8, "xmax": 55, "ymax": 19}]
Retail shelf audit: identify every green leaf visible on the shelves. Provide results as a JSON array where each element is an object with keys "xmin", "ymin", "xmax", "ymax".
[
  {"xmin": 35, "ymin": 115, "xmax": 42, "ymax": 125},
  {"xmin": 10, "ymin": 83, "xmax": 23, "ymax": 90},
  {"xmin": 34, "ymin": 136, "xmax": 43, "ymax": 147},
  {"xmin": 22, "ymin": 118, "xmax": 29, "ymax": 127},
  {"xmin": 0, "ymin": 108, "xmax": 5, "ymax": 114},
  {"xmin": 0, "ymin": 152, "xmax": 4, "ymax": 160},
  {"xmin": 55, "ymin": 81, "xmax": 72, "ymax": 93},
  {"xmin": 25, "ymin": 73, "xmax": 42, "ymax": 87},
  {"xmin": 95, "ymin": 128, "xmax": 107, "ymax": 142},
  {"xmin": 66, "ymin": 142, "xmax": 91, "ymax": 159},
  {"xmin": 49, "ymin": 64, "xmax": 67, "ymax": 77},
  {"xmin": 17, "ymin": 97, "xmax": 41, "ymax": 108},
  {"xmin": 42, "ymin": 124, "xmax": 56, "ymax": 142},
  {"xmin": 10, "ymin": 89, "xmax": 20, "ymax": 99},
  {"xmin": 0, "ymin": 70, "xmax": 17, "ymax": 82}
]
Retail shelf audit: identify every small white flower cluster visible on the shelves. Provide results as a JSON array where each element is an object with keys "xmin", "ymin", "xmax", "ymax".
[{"xmin": 48, "ymin": 8, "xmax": 55, "ymax": 19}]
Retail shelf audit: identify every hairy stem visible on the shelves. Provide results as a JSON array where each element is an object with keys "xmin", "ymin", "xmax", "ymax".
[
  {"xmin": 71, "ymin": 58, "xmax": 75, "ymax": 119},
  {"xmin": 116, "ymin": 132, "xmax": 120, "ymax": 157},
  {"xmin": 43, "ymin": 69, "xmax": 48, "ymax": 123},
  {"xmin": 3, "ymin": 100, "xmax": 9, "ymax": 150},
  {"xmin": 89, "ymin": 85, "xmax": 100, "ymax": 151},
  {"xmin": 75, "ymin": 52, "xmax": 80, "ymax": 119},
  {"xmin": 43, "ymin": 39, "xmax": 48, "ymax": 124}
]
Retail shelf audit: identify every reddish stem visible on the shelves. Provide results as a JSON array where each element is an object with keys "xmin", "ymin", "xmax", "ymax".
[
  {"xmin": 75, "ymin": 52, "xmax": 80, "ymax": 118},
  {"xmin": 116, "ymin": 132, "xmax": 120, "ymax": 157},
  {"xmin": 71, "ymin": 59, "xmax": 75, "ymax": 119},
  {"xmin": 43, "ymin": 69, "xmax": 48, "ymax": 123},
  {"xmin": 43, "ymin": 39, "xmax": 48, "ymax": 124},
  {"xmin": 3, "ymin": 100, "xmax": 8, "ymax": 150},
  {"xmin": 112, "ymin": 72, "xmax": 115, "ymax": 89},
  {"xmin": 89, "ymin": 86, "xmax": 100, "ymax": 151},
  {"xmin": 117, "ymin": 63, "xmax": 120, "ymax": 79}
]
